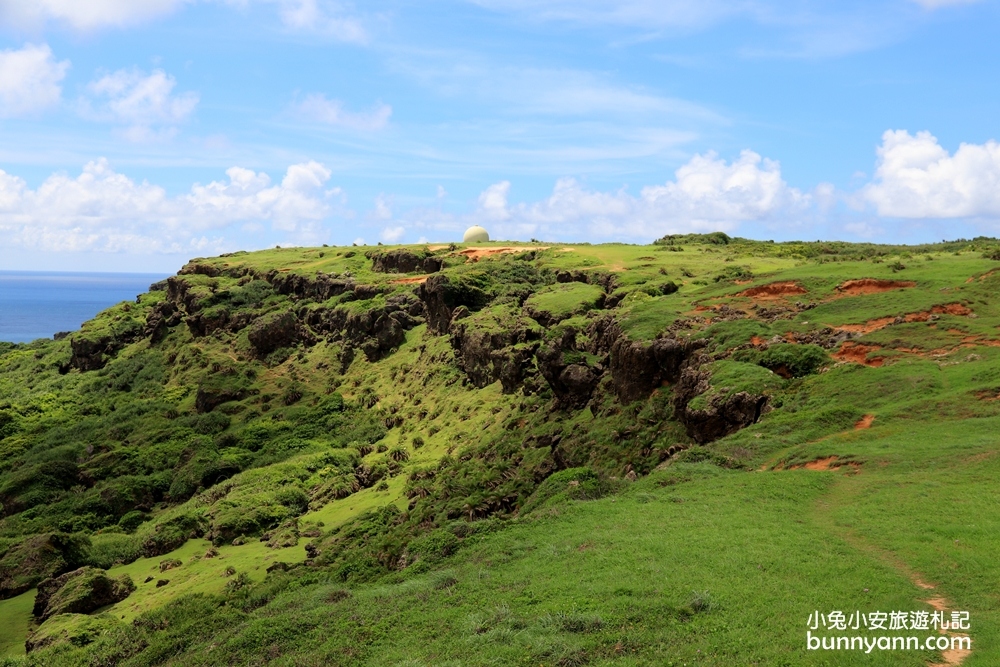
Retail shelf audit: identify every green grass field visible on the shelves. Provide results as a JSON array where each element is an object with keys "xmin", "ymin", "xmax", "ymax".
[{"xmin": 1, "ymin": 235, "xmax": 999, "ymax": 665}]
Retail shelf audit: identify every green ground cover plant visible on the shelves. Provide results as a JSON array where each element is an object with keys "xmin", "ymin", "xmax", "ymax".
[{"xmin": 0, "ymin": 237, "xmax": 999, "ymax": 665}]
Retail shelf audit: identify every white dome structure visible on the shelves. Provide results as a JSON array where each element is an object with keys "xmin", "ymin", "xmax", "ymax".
[{"xmin": 463, "ymin": 225, "xmax": 490, "ymax": 243}]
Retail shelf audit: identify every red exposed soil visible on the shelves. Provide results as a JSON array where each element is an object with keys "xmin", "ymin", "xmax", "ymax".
[
  {"xmin": 909, "ymin": 303, "xmax": 973, "ymax": 319},
  {"xmin": 802, "ymin": 456, "xmax": 839, "ymax": 471},
  {"xmin": 789, "ymin": 456, "xmax": 861, "ymax": 472},
  {"xmin": 834, "ymin": 342, "xmax": 885, "ymax": 367},
  {"xmin": 836, "ymin": 278, "xmax": 916, "ymax": 296},
  {"xmin": 971, "ymin": 268, "xmax": 999, "ymax": 283},
  {"xmin": 458, "ymin": 246, "xmax": 548, "ymax": 262},
  {"xmin": 974, "ymin": 389, "xmax": 1000, "ymax": 401},
  {"xmin": 854, "ymin": 414, "xmax": 875, "ymax": 429},
  {"xmin": 750, "ymin": 335, "xmax": 768, "ymax": 346},
  {"xmin": 737, "ymin": 281, "xmax": 807, "ymax": 299},
  {"xmin": 837, "ymin": 317, "xmax": 896, "ymax": 334},
  {"xmin": 390, "ymin": 275, "xmax": 430, "ymax": 285},
  {"xmin": 836, "ymin": 303, "xmax": 973, "ymax": 335}
]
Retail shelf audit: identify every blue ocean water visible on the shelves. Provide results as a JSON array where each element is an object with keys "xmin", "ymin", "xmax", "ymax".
[{"xmin": 0, "ymin": 271, "xmax": 170, "ymax": 344}]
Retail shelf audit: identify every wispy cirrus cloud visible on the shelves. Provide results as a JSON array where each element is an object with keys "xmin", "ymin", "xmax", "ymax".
[
  {"xmin": 268, "ymin": 0, "xmax": 368, "ymax": 43},
  {"xmin": 0, "ymin": 0, "xmax": 191, "ymax": 31},
  {"xmin": 910, "ymin": 0, "xmax": 984, "ymax": 8},
  {"xmin": 468, "ymin": 0, "xmax": 744, "ymax": 30},
  {"xmin": 294, "ymin": 93, "xmax": 392, "ymax": 130},
  {"xmin": 0, "ymin": 0, "xmax": 368, "ymax": 43},
  {"xmin": 469, "ymin": 0, "xmax": 986, "ymax": 58}
]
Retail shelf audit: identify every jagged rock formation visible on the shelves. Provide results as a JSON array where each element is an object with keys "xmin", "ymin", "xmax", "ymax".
[
  {"xmin": 367, "ymin": 249, "xmax": 443, "ymax": 274},
  {"xmin": 247, "ymin": 311, "xmax": 314, "ymax": 358},
  {"xmin": 608, "ymin": 336, "xmax": 703, "ymax": 404},
  {"xmin": 417, "ymin": 274, "xmax": 488, "ymax": 334},
  {"xmin": 673, "ymin": 367, "xmax": 770, "ymax": 444},
  {"xmin": 450, "ymin": 309, "xmax": 542, "ymax": 393}
]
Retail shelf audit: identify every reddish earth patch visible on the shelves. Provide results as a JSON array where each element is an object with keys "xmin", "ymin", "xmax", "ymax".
[
  {"xmin": 737, "ymin": 281, "xmax": 807, "ymax": 299},
  {"xmin": 458, "ymin": 246, "xmax": 548, "ymax": 262},
  {"xmin": 836, "ymin": 278, "xmax": 916, "ymax": 295},
  {"xmin": 908, "ymin": 579, "xmax": 972, "ymax": 666},
  {"xmin": 972, "ymin": 268, "xmax": 999, "ymax": 283},
  {"xmin": 966, "ymin": 450, "xmax": 998, "ymax": 463},
  {"xmin": 789, "ymin": 456, "xmax": 861, "ymax": 472},
  {"xmin": 834, "ymin": 342, "xmax": 885, "ymax": 367},
  {"xmin": 802, "ymin": 456, "xmax": 839, "ymax": 470},
  {"xmin": 750, "ymin": 335, "xmax": 768, "ymax": 346},
  {"xmin": 931, "ymin": 639, "xmax": 972, "ymax": 667},
  {"xmin": 836, "ymin": 303, "xmax": 973, "ymax": 335},
  {"xmin": 391, "ymin": 275, "xmax": 430, "ymax": 285},
  {"xmin": 926, "ymin": 597, "xmax": 948, "ymax": 611},
  {"xmin": 836, "ymin": 317, "xmax": 896, "ymax": 334},
  {"xmin": 855, "ymin": 414, "xmax": 875, "ymax": 429},
  {"xmin": 906, "ymin": 303, "xmax": 973, "ymax": 321},
  {"xmin": 974, "ymin": 389, "xmax": 1000, "ymax": 401}
]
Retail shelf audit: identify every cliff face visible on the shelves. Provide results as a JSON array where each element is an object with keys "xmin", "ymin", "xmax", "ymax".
[
  {"xmin": 69, "ymin": 244, "xmax": 773, "ymax": 442},
  {"xmin": 2, "ymin": 239, "xmax": 803, "ymax": 619}
]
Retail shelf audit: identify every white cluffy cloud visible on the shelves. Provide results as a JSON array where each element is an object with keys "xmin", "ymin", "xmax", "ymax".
[
  {"xmin": 463, "ymin": 150, "xmax": 809, "ymax": 240},
  {"xmin": 0, "ymin": 159, "xmax": 338, "ymax": 253},
  {"xmin": 0, "ymin": 44, "xmax": 69, "ymax": 118},
  {"xmin": 0, "ymin": 0, "xmax": 189, "ymax": 30},
  {"xmin": 81, "ymin": 68, "xmax": 199, "ymax": 141},
  {"xmin": 295, "ymin": 94, "xmax": 392, "ymax": 130},
  {"xmin": 863, "ymin": 130, "xmax": 1000, "ymax": 219}
]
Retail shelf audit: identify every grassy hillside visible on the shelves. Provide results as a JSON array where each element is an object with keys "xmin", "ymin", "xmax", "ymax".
[{"xmin": 1, "ymin": 235, "xmax": 999, "ymax": 665}]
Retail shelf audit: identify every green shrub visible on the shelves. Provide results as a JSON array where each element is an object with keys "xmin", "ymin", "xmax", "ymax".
[
  {"xmin": 734, "ymin": 343, "xmax": 829, "ymax": 378},
  {"xmin": 713, "ymin": 265, "xmax": 753, "ymax": 283},
  {"xmin": 520, "ymin": 468, "xmax": 606, "ymax": 514}
]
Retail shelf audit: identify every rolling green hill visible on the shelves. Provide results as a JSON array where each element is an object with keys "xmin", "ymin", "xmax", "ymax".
[{"xmin": 1, "ymin": 235, "xmax": 999, "ymax": 665}]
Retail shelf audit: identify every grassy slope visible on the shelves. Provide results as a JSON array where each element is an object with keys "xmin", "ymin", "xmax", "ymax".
[{"xmin": 1, "ymin": 238, "xmax": 999, "ymax": 665}]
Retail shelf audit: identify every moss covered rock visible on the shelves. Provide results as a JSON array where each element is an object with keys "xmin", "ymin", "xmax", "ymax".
[
  {"xmin": 32, "ymin": 566, "xmax": 135, "ymax": 621},
  {"xmin": 0, "ymin": 533, "xmax": 91, "ymax": 600}
]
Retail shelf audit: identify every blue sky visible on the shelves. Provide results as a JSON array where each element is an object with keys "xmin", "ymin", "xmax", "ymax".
[{"xmin": 0, "ymin": 0, "xmax": 999, "ymax": 272}]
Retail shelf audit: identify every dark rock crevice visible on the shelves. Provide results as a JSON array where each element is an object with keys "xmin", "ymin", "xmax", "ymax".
[
  {"xmin": 671, "ymin": 366, "xmax": 769, "ymax": 444},
  {"xmin": 366, "ymin": 249, "xmax": 443, "ymax": 274},
  {"xmin": 449, "ymin": 314, "xmax": 542, "ymax": 394},
  {"xmin": 306, "ymin": 293, "xmax": 424, "ymax": 363}
]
